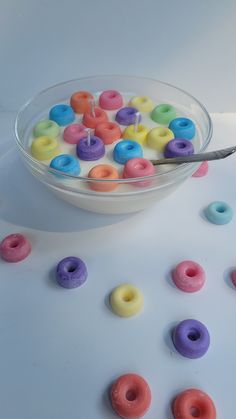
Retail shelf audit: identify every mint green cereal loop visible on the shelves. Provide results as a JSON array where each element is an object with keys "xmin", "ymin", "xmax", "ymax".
[
  {"xmin": 33, "ymin": 119, "xmax": 60, "ymax": 138},
  {"xmin": 151, "ymin": 104, "xmax": 176, "ymax": 125}
]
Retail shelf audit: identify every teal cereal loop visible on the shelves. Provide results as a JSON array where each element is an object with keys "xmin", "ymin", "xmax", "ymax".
[{"xmin": 204, "ymin": 201, "xmax": 233, "ymax": 225}]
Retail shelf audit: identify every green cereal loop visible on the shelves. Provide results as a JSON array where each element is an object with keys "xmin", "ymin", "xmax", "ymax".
[
  {"xmin": 33, "ymin": 119, "xmax": 60, "ymax": 138},
  {"xmin": 151, "ymin": 104, "xmax": 176, "ymax": 125}
]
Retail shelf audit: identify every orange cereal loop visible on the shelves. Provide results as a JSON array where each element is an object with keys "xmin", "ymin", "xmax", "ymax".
[
  {"xmin": 95, "ymin": 121, "xmax": 122, "ymax": 145},
  {"xmin": 70, "ymin": 91, "xmax": 93, "ymax": 114},
  {"xmin": 83, "ymin": 107, "xmax": 108, "ymax": 129},
  {"xmin": 173, "ymin": 388, "xmax": 216, "ymax": 419},
  {"xmin": 88, "ymin": 164, "xmax": 119, "ymax": 192}
]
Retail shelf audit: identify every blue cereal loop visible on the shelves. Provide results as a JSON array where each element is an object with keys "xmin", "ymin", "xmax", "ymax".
[
  {"xmin": 204, "ymin": 201, "xmax": 233, "ymax": 225},
  {"xmin": 169, "ymin": 117, "xmax": 196, "ymax": 140},
  {"xmin": 49, "ymin": 104, "xmax": 75, "ymax": 126},
  {"xmin": 50, "ymin": 154, "xmax": 80, "ymax": 176},
  {"xmin": 113, "ymin": 140, "xmax": 143, "ymax": 164}
]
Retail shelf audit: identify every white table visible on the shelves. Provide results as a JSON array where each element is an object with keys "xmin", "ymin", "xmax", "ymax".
[{"xmin": 0, "ymin": 112, "xmax": 235, "ymax": 418}]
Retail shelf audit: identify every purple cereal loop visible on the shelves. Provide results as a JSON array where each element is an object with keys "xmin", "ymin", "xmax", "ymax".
[
  {"xmin": 172, "ymin": 319, "xmax": 210, "ymax": 359},
  {"xmin": 56, "ymin": 256, "xmax": 88, "ymax": 289},
  {"xmin": 115, "ymin": 107, "xmax": 141, "ymax": 126},
  {"xmin": 164, "ymin": 138, "xmax": 194, "ymax": 158},
  {"xmin": 76, "ymin": 135, "xmax": 105, "ymax": 161}
]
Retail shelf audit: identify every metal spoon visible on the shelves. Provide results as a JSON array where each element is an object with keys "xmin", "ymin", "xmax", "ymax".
[{"xmin": 151, "ymin": 145, "xmax": 236, "ymax": 165}]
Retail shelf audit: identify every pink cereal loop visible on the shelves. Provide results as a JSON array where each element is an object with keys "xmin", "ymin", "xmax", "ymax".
[
  {"xmin": 99, "ymin": 90, "xmax": 123, "ymax": 110},
  {"xmin": 0, "ymin": 233, "xmax": 31, "ymax": 263},
  {"xmin": 172, "ymin": 260, "xmax": 206, "ymax": 292},
  {"xmin": 123, "ymin": 158, "xmax": 155, "ymax": 187},
  {"xmin": 231, "ymin": 269, "xmax": 236, "ymax": 287},
  {"xmin": 192, "ymin": 161, "xmax": 209, "ymax": 177},
  {"xmin": 124, "ymin": 158, "xmax": 155, "ymax": 178},
  {"xmin": 63, "ymin": 123, "xmax": 87, "ymax": 144}
]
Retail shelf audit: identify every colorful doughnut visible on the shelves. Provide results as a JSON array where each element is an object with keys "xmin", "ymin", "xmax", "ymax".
[
  {"xmin": 192, "ymin": 161, "xmax": 209, "ymax": 177},
  {"xmin": 33, "ymin": 119, "xmax": 60, "ymax": 138},
  {"xmin": 151, "ymin": 104, "xmax": 176, "ymax": 125},
  {"xmin": 123, "ymin": 158, "xmax": 155, "ymax": 187},
  {"xmin": 113, "ymin": 140, "xmax": 143, "ymax": 164},
  {"xmin": 70, "ymin": 91, "xmax": 94, "ymax": 114},
  {"xmin": 50, "ymin": 154, "xmax": 80, "ymax": 176},
  {"xmin": 76, "ymin": 136, "xmax": 105, "ymax": 161},
  {"xmin": 88, "ymin": 164, "xmax": 119, "ymax": 192},
  {"xmin": 172, "ymin": 388, "xmax": 216, "ymax": 419},
  {"xmin": 95, "ymin": 122, "xmax": 122, "ymax": 145},
  {"xmin": 0, "ymin": 233, "xmax": 31, "ymax": 263},
  {"xmin": 99, "ymin": 90, "xmax": 123, "ymax": 110},
  {"xmin": 83, "ymin": 107, "xmax": 108, "ymax": 129},
  {"xmin": 110, "ymin": 373, "xmax": 151, "ymax": 418},
  {"xmin": 172, "ymin": 260, "xmax": 206, "ymax": 293},
  {"xmin": 172, "ymin": 319, "xmax": 210, "ymax": 359},
  {"xmin": 31, "ymin": 136, "xmax": 61, "ymax": 161},
  {"xmin": 231, "ymin": 269, "xmax": 236, "ymax": 287},
  {"xmin": 204, "ymin": 201, "xmax": 233, "ymax": 225},
  {"xmin": 110, "ymin": 284, "xmax": 144, "ymax": 317},
  {"xmin": 49, "ymin": 104, "xmax": 75, "ymax": 126},
  {"xmin": 63, "ymin": 123, "xmax": 87, "ymax": 144},
  {"xmin": 56, "ymin": 256, "xmax": 88, "ymax": 289},
  {"xmin": 115, "ymin": 107, "xmax": 141, "ymax": 126},
  {"xmin": 169, "ymin": 117, "xmax": 196, "ymax": 140},
  {"xmin": 129, "ymin": 96, "xmax": 153, "ymax": 112},
  {"xmin": 147, "ymin": 127, "xmax": 174, "ymax": 151},
  {"xmin": 123, "ymin": 124, "xmax": 149, "ymax": 146},
  {"xmin": 164, "ymin": 138, "xmax": 194, "ymax": 158}
]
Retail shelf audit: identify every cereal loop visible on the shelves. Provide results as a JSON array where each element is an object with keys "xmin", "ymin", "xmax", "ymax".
[
  {"xmin": 172, "ymin": 260, "xmax": 206, "ymax": 293},
  {"xmin": 110, "ymin": 284, "xmax": 144, "ymax": 317},
  {"xmin": 88, "ymin": 164, "xmax": 119, "ymax": 192},
  {"xmin": 110, "ymin": 373, "xmax": 151, "ymax": 418},
  {"xmin": 173, "ymin": 388, "xmax": 216, "ymax": 419},
  {"xmin": 0, "ymin": 234, "xmax": 31, "ymax": 263}
]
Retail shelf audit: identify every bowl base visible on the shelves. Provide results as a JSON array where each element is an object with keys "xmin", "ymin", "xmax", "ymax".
[{"xmin": 48, "ymin": 183, "xmax": 183, "ymax": 214}]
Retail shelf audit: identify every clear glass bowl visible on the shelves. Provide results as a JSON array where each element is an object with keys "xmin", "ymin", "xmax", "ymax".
[{"xmin": 14, "ymin": 75, "xmax": 212, "ymax": 214}]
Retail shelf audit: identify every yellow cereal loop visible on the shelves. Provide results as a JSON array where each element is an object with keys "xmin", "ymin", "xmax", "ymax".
[
  {"xmin": 123, "ymin": 125, "xmax": 149, "ymax": 146},
  {"xmin": 129, "ymin": 96, "xmax": 154, "ymax": 113},
  {"xmin": 110, "ymin": 284, "xmax": 144, "ymax": 317},
  {"xmin": 147, "ymin": 127, "xmax": 174, "ymax": 151},
  {"xmin": 31, "ymin": 136, "xmax": 61, "ymax": 161}
]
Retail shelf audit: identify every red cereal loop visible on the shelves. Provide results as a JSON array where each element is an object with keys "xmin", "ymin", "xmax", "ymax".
[
  {"xmin": 173, "ymin": 388, "xmax": 216, "ymax": 419},
  {"xmin": 110, "ymin": 373, "xmax": 151, "ymax": 418}
]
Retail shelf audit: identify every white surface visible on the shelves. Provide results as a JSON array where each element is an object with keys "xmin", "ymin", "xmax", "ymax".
[
  {"xmin": 0, "ymin": 112, "xmax": 236, "ymax": 418},
  {"xmin": 1, "ymin": 1, "xmax": 236, "ymax": 112}
]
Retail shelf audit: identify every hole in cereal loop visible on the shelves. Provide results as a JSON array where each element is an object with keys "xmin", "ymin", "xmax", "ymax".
[
  {"xmin": 190, "ymin": 406, "xmax": 201, "ymax": 417},
  {"xmin": 185, "ymin": 268, "xmax": 197, "ymax": 277},
  {"xmin": 187, "ymin": 328, "xmax": 201, "ymax": 341},
  {"xmin": 126, "ymin": 389, "xmax": 137, "ymax": 401}
]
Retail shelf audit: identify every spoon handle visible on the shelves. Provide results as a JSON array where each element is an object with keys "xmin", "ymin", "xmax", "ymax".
[{"xmin": 151, "ymin": 145, "xmax": 236, "ymax": 165}]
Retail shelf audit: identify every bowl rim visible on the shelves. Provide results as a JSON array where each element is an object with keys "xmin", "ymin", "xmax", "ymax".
[{"xmin": 14, "ymin": 74, "xmax": 213, "ymax": 183}]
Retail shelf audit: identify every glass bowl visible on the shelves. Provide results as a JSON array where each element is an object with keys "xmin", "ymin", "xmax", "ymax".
[{"xmin": 14, "ymin": 75, "xmax": 212, "ymax": 214}]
